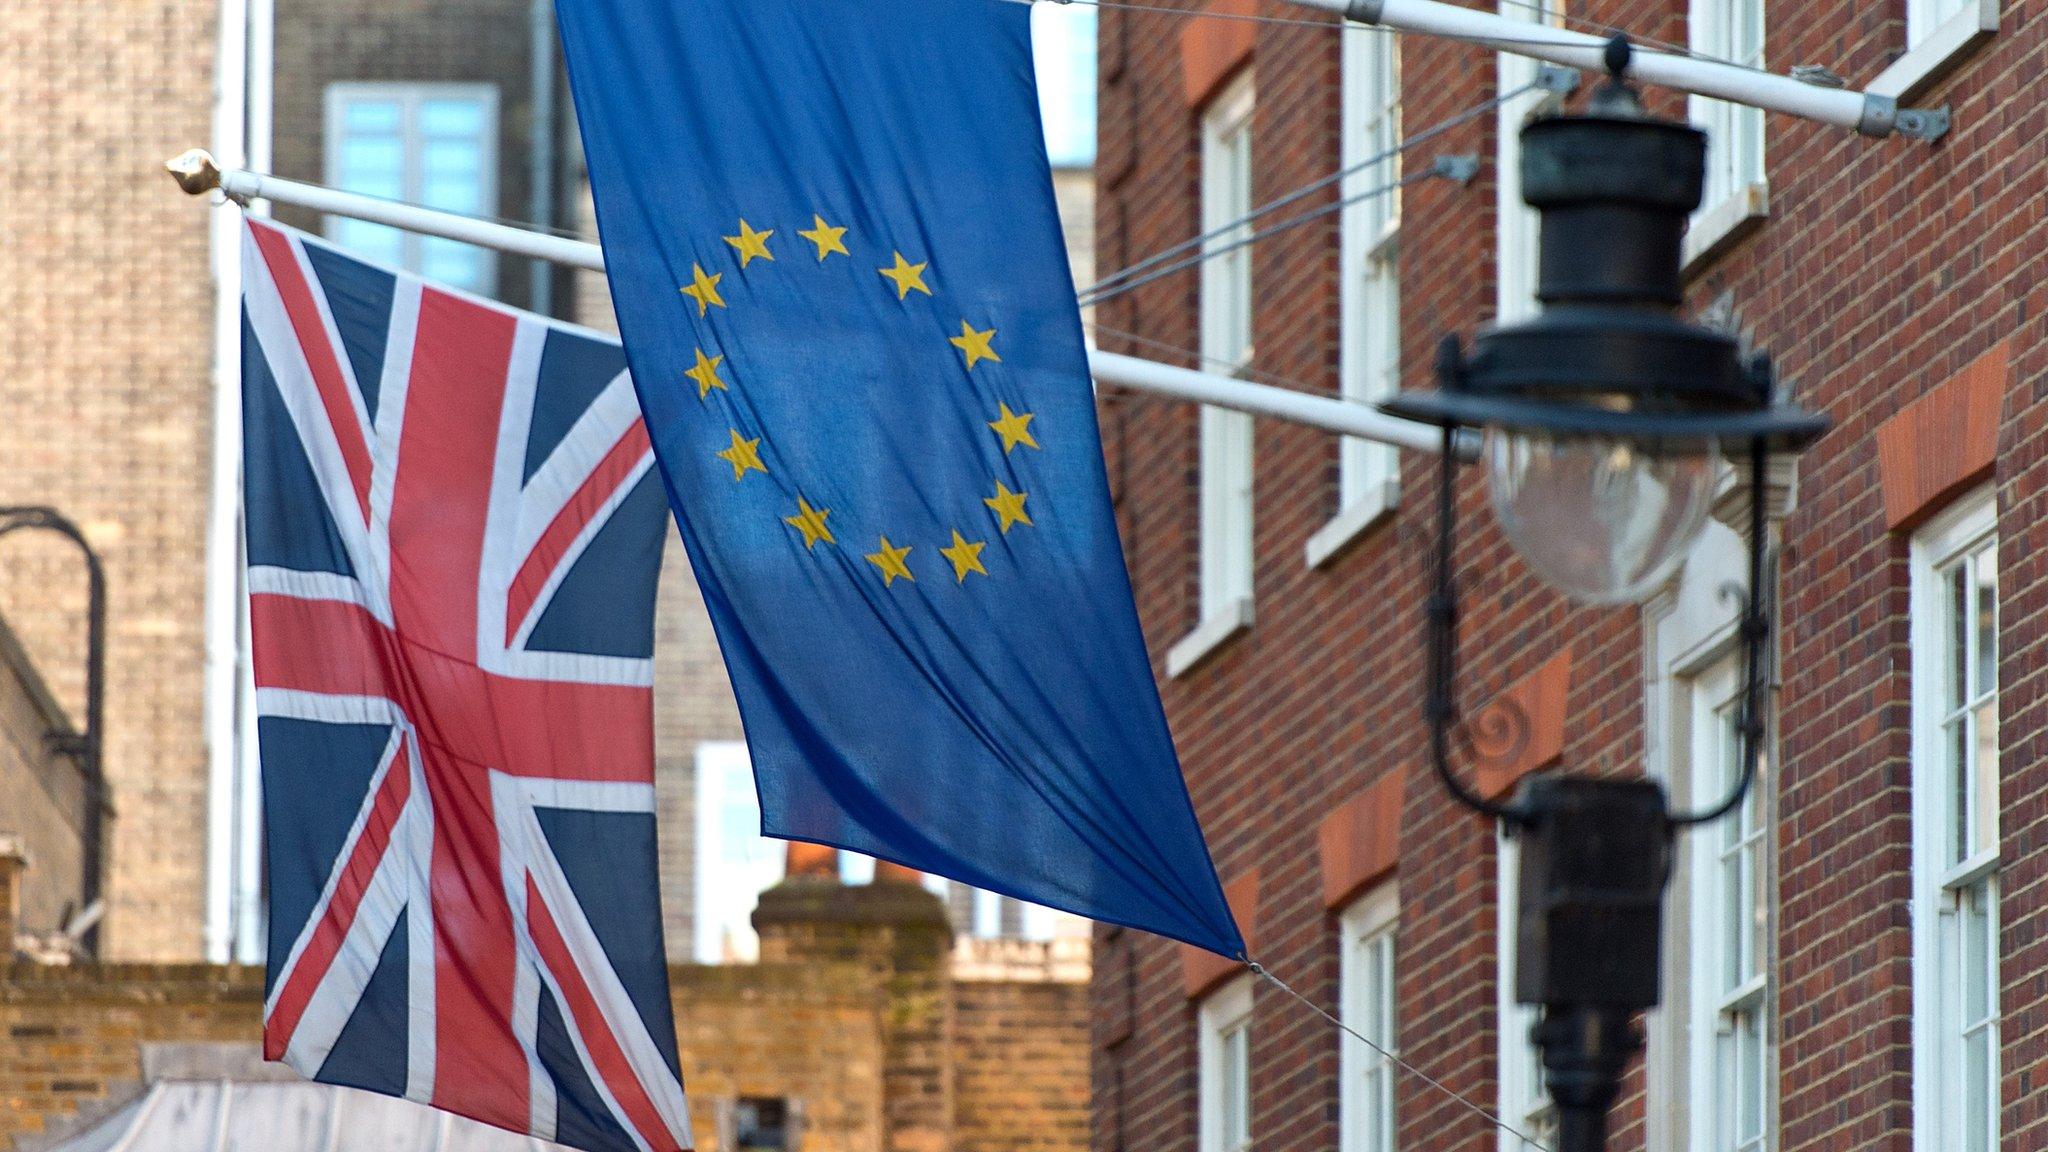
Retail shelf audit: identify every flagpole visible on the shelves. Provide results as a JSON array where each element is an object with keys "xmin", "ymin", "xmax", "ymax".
[
  {"xmin": 165, "ymin": 150, "xmax": 1466, "ymax": 456},
  {"xmin": 1283, "ymin": 0, "xmax": 1948, "ymax": 140}
]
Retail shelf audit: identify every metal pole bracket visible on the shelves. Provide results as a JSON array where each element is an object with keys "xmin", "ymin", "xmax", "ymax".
[{"xmin": 1895, "ymin": 105, "xmax": 1952, "ymax": 141}]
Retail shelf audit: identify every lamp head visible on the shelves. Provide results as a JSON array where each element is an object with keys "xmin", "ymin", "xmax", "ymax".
[{"xmin": 1381, "ymin": 65, "xmax": 1827, "ymax": 603}]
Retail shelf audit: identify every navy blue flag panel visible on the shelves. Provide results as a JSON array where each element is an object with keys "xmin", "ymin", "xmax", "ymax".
[
  {"xmin": 242, "ymin": 219, "xmax": 690, "ymax": 1152},
  {"xmin": 556, "ymin": 0, "xmax": 1243, "ymax": 957}
]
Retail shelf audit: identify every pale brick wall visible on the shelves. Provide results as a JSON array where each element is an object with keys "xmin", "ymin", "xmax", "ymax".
[
  {"xmin": 0, "ymin": 0, "xmax": 222, "ymax": 961},
  {"xmin": 0, "ymin": 614, "xmax": 92, "ymax": 945},
  {"xmin": 3, "ymin": 881, "xmax": 1089, "ymax": 1152},
  {"xmin": 952, "ymin": 980, "xmax": 1091, "ymax": 1152}
]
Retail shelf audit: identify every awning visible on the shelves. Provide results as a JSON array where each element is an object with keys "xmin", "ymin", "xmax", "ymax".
[{"xmin": 23, "ymin": 1044, "xmax": 566, "ymax": 1152}]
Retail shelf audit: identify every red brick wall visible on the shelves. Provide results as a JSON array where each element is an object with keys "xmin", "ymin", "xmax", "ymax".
[{"xmin": 1093, "ymin": 2, "xmax": 2045, "ymax": 1151}]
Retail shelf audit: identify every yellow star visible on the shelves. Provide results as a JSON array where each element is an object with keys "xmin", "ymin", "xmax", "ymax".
[
  {"xmin": 950, "ymin": 321, "xmax": 1001, "ymax": 371},
  {"xmin": 878, "ymin": 252, "xmax": 932, "ymax": 300},
  {"xmin": 984, "ymin": 481, "xmax": 1033, "ymax": 534},
  {"xmin": 685, "ymin": 347, "xmax": 728, "ymax": 399},
  {"xmin": 784, "ymin": 496, "xmax": 834, "ymax": 550},
  {"xmin": 938, "ymin": 530, "xmax": 989, "ymax": 583},
  {"xmin": 680, "ymin": 262, "xmax": 726, "ymax": 316},
  {"xmin": 723, "ymin": 219, "xmax": 776, "ymax": 268},
  {"xmin": 714, "ymin": 429, "xmax": 766, "ymax": 480},
  {"xmin": 866, "ymin": 536, "xmax": 915, "ymax": 586},
  {"xmin": 797, "ymin": 214, "xmax": 850, "ymax": 261},
  {"xmin": 987, "ymin": 402, "xmax": 1038, "ymax": 453}
]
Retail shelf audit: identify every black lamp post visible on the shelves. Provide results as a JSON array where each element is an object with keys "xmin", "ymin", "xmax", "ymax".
[
  {"xmin": 0, "ymin": 505, "xmax": 109, "ymax": 959},
  {"xmin": 1379, "ymin": 40, "xmax": 1830, "ymax": 1152}
]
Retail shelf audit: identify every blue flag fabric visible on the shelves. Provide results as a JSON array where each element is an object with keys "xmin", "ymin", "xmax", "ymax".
[{"xmin": 556, "ymin": 0, "xmax": 1243, "ymax": 957}]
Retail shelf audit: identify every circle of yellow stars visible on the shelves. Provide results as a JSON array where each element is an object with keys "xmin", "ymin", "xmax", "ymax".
[{"xmin": 679, "ymin": 213, "xmax": 1044, "ymax": 588}]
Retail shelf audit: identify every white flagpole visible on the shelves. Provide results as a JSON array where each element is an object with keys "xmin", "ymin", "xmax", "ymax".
[
  {"xmin": 202, "ymin": 5, "xmax": 249, "ymax": 967},
  {"xmin": 166, "ymin": 151, "xmax": 1465, "ymax": 456},
  {"xmin": 1282, "ymin": 0, "xmax": 1948, "ymax": 140}
]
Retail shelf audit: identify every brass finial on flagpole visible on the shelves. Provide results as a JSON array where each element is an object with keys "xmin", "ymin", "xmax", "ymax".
[{"xmin": 165, "ymin": 149, "xmax": 223, "ymax": 196}]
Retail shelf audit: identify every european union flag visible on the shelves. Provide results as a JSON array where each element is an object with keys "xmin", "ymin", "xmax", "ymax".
[{"xmin": 557, "ymin": 0, "xmax": 1243, "ymax": 956}]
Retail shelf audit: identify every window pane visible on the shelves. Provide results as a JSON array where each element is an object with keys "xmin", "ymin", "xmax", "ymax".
[
  {"xmin": 420, "ymin": 238, "xmax": 488, "ymax": 293},
  {"xmin": 342, "ymin": 99, "xmax": 402, "ymax": 135},
  {"xmin": 1974, "ymin": 699, "xmax": 1998, "ymax": 859},
  {"xmin": 336, "ymin": 138, "xmax": 405, "ymax": 198},
  {"xmin": 1720, "ymin": 712, "xmax": 1743, "ymax": 850},
  {"xmin": 1963, "ymin": 1026, "xmax": 1991, "ymax": 1152},
  {"xmin": 420, "ymin": 98, "xmax": 488, "ymax": 137},
  {"xmin": 1738, "ymin": 1008, "xmax": 1763, "ymax": 1145},
  {"xmin": 421, "ymin": 135, "xmax": 483, "ymax": 174},
  {"xmin": 1362, "ymin": 1066, "xmax": 1386, "ymax": 1152},
  {"xmin": 1722, "ymin": 835, "xmax": 1744, "ymax": 993},
  {"xmin": 328, "ymin": 85, "xmax": 497, "ymax": 291},
  {"xmin": 421, "ymin": 148, "xmax": 486, "ymax": 213},
  {"xmin": 1913, "ymin": 0, "xmax": 1973, "ymax": 46},
  {"xmin": 1948, "ymin": 560, "xmax": 1970, "ymax": 712},
  {"xmin": 1975, "ymin": 543, "xmax": 1998, "ymax": 694},
  {"xmin": 1746, "ymin": 834, "xmax": 1767, "ymax": 986},
  {"xmin": 329, "ymin": 217, "xmax": 406, "ymax": 267},
  {"xmin": 1962, "ymin": 880, "xmax": 1991, "ymax": 1022},
  {"xmin": 1223, "ymin": 1022, "xmax": 1250, "ymax": 1151},
  {"xmin": 1948, "ymin": 718, "xmax": 1970, "ymax": 868}
]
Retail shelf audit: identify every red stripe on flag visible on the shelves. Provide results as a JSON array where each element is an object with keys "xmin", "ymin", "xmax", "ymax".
[
  {"xmin": 250, "ymin": 594, "xmax": 653, "ymax": 783},
  {"xmin": 249, "ymin": 220, "xmax": 375, "ymax": 522},
  {"xmin": 388, "ymin": 287, "xmax": 517, "ymax": 660},
  {"xmin": 423, "ymin": 735, "xmax": 527, "ymax": 1133},
  {"xmin": 527, "ymin": 875, "xmax": 686, "ymax": 1152},
  {"xmin": 505, "ymin": 423, "xmax": 653, "ymax": 646},
  {"xmin": 264, "ymin": 758, "xmax": 413, "ymax": 1060},
  {"xmin": 249, "ymin": 594, "xmax": 394, "ymax": 700}
]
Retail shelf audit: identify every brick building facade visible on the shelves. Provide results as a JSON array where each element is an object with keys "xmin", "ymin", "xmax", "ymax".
[
  {"xmin": 0, "ymin": 615, "xmax": 94, "ymax": 956},
  {"xmin": 1091, "ymin": 3, "xmax": 2042, "ymax": 1152},
  {"xmin": 0, "ymin": 0, "xmax": 221, "ymax": 961}
]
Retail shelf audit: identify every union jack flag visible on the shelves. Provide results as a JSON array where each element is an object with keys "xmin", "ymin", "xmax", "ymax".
[{"xmin": 240, "ymin": 218, "xmax": 692, "ymax": 1152}]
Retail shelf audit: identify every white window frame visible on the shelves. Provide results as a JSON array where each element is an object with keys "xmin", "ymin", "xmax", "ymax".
[
  {"xmin": 1640, "ymin": 518, "xmax": 1755, "ymax": 1152},
  {"xmin": 1910, "ymin": 487, "xmax": 2000, "ymax": 1152},
  {"xmin": 1310, "ymin": 31, "xmax": 1402, "ymax": 567},
  {"xmin": 1683, "ymin": 0, "xmax": 1768, "ymax": 273},
  {"xmin": 1200, "ymin": 973, "xmax": 1257, "ymax": 1152},
  {"xmin": 1497, "ymin": 829, "xmax": 1557, "ymax": 1152},
  {"xmin": 1684, "ymin": 656, "xmax": 1772, "ymax": 1152},
  {"xmin": 1494, "ymin": 0, "xmax": 1563, "ymax": 326},
  {"xmin": 1173, "ymin": 73, "xmax": 1258, "ymax": 677},
  {"xmin": 323, "ymin": 82, "xmax": 500, "ymax": 290},
  {"xmin": 1872, "ymin": 0, "xmax": 1997, "ymax": 103},
  {"xmin": 1340, "ymin": 883, "xmax": 1400, "ymax": 1152}
]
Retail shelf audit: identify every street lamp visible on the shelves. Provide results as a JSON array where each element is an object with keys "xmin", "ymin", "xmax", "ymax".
[{"xmin": 1378, "ymin": 39, "xmax": 1830, "ymax": 1152}]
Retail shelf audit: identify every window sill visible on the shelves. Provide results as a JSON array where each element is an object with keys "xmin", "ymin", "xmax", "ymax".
[
  {"xmin": 1305, "ymin": 479, "xmax": 1399, "ymax": 569},
  {"xmin": 1682, "ymin": 181, "xmax": 1769, "ymax": 276},
  {"xmin": 1940, "ymin": 848, "xmax": 2001, "ymax": 893},
  {"xmin": 1870, "ymin": 0, "xmax": 1998, "ymax": 103},
  {"xmin": 1166, "ymin": 596, "xmax": 1254, "ymax": 679}
]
